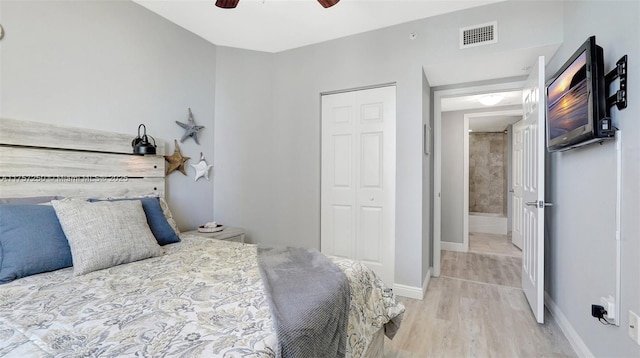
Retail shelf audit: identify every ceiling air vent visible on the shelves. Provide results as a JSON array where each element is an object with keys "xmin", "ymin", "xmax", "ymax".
[{"xmin": 460, "ymin": 21, "xmax": 497, "ymax": 49}]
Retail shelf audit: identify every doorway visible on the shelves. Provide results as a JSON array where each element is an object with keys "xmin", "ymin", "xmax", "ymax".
[
  {"xmin": 433, "ymin": 81, "xmax": 524, "ymax": 277},
  {"xmin": 466, "ymin": 110, "xmax": 522, "ymax": 249}
]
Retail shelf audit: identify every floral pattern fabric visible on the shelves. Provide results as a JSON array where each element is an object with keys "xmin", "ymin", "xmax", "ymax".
[{"xmin": 0, "ymin": 235, "xmax": 404, "ymax": 357}]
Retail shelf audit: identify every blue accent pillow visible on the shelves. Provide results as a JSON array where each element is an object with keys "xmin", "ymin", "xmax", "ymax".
[
  {"xmin": 0, "ymin": 204, "xmax": 73, "ymax": 284},
  {"xmin": 87, "ymin": 197, "xmax": 180, "ymax": 246}
]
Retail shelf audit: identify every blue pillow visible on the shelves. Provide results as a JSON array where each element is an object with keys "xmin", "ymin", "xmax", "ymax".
[
  {"xmin": 0, "ymin": 204, "xmax": 73, "ymax": 284},
  {"xmin": 87, "ymin": 197, "xmax": 180, "ymax": 246}
]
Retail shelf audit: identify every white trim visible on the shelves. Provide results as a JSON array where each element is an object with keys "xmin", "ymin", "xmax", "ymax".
[
  {"xmin": 614, "ymin": 133, "xmax": 622, "ymax": 326},
  {"xmin": 422, "ymin": 268, "xmax": 431, "ymax": 297},
  {"xmin": 544, "ymin": 292, "xmax": 593, "ymax": 358},
  {"xmin": 393, "ymin": 284, "xmax": 423, "ymax": 300},
  {"xmin": 463, "ymin": 116, "xmax": 469, "ymax": 251},
  {"xmin": 433, "ymin": 81, "xmax": 524, "ymax": 280},
  {"xmin": 433, "ymin": 91, "xmax": 442, "ymax": 277},
  {"xmin": 440, "ymin": 241, "xmax": 468, "ymax": 252},
  {"xmin": 394, "ymin": 273, "xmax": 430, "ymax": 300}
]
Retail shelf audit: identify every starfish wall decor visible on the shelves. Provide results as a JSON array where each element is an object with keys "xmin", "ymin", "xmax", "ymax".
[
  {"xmin": 164, "ymin": 140, "xmax": 190, "ymax": 175},
  {"xmin": 191, "ymin": 152, "xmax": 213, "ymax": 181},
  {"xmin": 176, "ymin": 108, "xmax": 204, "ymax": 144}
]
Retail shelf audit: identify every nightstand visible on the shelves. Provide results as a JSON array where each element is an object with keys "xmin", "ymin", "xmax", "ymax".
[{"xmin": 182, "ymin": 226, "xmax": 245, "ymax": 243}]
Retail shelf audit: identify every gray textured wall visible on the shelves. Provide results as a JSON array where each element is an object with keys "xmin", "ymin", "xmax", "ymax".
[
  {"xmin": 469, "ymin": 132, "xmax": 507, "ymax": 215},
  {"xmin": 0, "ymin": 0, "xmax": 217, "ymax": 231}
]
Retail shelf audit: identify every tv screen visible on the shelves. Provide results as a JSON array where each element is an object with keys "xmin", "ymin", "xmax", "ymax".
[
  {"xmin": 547, "ymin": 51, "xmax": 588, "ymax": 141},
  {"xmin": 545, "ymin": 36, "xmax": 608, "ymax": 152}
]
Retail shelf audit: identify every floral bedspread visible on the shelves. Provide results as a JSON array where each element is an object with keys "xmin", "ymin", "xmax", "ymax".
[{"xmin": 0, "ymin": 235, "xmax": 404, "ymax": 358}]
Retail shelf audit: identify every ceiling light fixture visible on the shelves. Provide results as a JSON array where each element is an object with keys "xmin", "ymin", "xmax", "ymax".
[
  {"xmin": 215, "ymin": 0, "xmax": 340, "ymax": 9},
  {"xmin": 479, "ymin": 94, "xmax": 504, "ymax": 106}
]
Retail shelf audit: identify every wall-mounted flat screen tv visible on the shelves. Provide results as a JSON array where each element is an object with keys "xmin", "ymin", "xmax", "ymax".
[{"xmin": 546, "ymin": 36, "xmax": 610, "ymax": 152}]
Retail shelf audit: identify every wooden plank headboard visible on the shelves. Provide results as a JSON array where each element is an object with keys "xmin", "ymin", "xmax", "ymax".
[{"xmin": 0, "ymin": 118, "xmax": 166, "ymax": 199}]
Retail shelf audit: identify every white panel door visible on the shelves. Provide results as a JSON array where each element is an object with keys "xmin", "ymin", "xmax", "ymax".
[
  {"xmin": 512, "ymin": 119, "xmax": 524, "ymax": 250},
  {"xmin": 321, "ymin": 86, "xmax": 396, "ymax": 287},
  {"xmin": 521, "ymin": 56, "xmax": 546, "ymax": 324}
]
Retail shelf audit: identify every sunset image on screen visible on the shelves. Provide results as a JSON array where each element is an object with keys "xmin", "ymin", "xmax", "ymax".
[{"xmin": 547, "ymin": 52, "xmax": 588, "ymax": 140}]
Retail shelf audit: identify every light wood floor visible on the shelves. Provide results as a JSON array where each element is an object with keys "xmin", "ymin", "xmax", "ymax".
[
  {"xmin": 384, "ymin": 233, "xmax": 576, "ymax": 357},
  {"xmin": 468, "ymin": 232, "xmax": 522, "ymax": 258}
]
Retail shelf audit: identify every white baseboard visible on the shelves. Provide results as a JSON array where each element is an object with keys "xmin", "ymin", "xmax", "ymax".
[
  {"xmin": 422, "ymin": 268, "xmax": 431, "ymax": 296},
  {"xmin": 394, "ymin": 272, "xmax": 430, "ymax": 300},
  {"xmin": 544, "ymin": 292, "xmax": 594, "ymax": 358},
  {"xmin": 469, "ymin": 214, "xmax": 508, "ymax": 235},
  {"xmin": 440, "ymin": 241, "xmax": 467, "ymax": 252}
]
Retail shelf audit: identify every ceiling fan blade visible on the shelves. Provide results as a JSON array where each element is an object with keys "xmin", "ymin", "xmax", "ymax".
[
  {"xmin": 216, "ymin": 0, "xmax": 239, "ymax": 9},
  {"xmin": 215, "ymin": 0, "xmax": 337, "ymax": 9},
  {"xmin": 318, "ymin": 0, "xmax": 340, "ymax": 8}
]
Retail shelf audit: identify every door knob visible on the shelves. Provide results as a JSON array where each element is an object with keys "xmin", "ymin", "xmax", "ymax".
[{"xmin": 526, "ymin": 200, "xmax": 554, "ymax": 208}]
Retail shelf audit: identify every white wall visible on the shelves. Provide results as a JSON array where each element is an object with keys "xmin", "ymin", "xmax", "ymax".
[
  {"xmin": 0, "ymin": 0, "xmax": 217, "ymax": 230},
  {"xmin": 213, "ymin": 0, "xmax": 564, "ymax": 290},
  {"xmin": 212, "ymin": 46, "xmax": 275, "ymax": 241},
  {"xmin": 544, "ymin": 1, "xmax": 640, "ymax": 356},
  {"xmin": 422, "ymin": 70, "xmax": 432, "ymax": 282},
  {"xmin": 215, "ymin": 18, "xmax": 429, "ymax": 288},
  {"xmin": 441, "ymin": 111, "xmax": 465, "ymax": 244}
]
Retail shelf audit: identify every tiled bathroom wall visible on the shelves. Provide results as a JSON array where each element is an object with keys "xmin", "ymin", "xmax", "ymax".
[{"xmin": 469, "ymin": 132, "xmax": 507, "ymax": 215}]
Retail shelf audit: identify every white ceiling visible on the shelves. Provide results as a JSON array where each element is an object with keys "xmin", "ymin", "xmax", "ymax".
[
  {"xmin": 133, "ymin": 0, "xmax": 505, "ymax": 53},
  {"xmin": 469, "ymin": 114, "xmax": 520, "ymax": 132},
  {"xmin": 441, "ymin": 89, "xmax": 522, "ymax": 132},
  {"xmin": 133, "ymin": 0, "xmax": 560, "ymax": 104},
  {"xmin": 441, "ymin": 90, "xmax": 522, "ymax": 112},
  {"xmin": 422, "ymin": 43, "xmax": 560, "ymax": 86}
]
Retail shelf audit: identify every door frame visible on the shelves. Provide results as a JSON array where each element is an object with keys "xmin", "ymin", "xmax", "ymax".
[{"xmin": 433, "ymin": 81, "xmax": 524, "ymax": 277}]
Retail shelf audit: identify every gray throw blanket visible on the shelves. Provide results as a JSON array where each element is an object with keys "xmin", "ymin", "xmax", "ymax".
[{"xmin": 257, "ymin": 246, "xmax": 350, "ymax": 358}]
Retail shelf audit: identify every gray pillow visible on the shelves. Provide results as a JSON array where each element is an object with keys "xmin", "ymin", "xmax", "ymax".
[{"xmin": 51, "ymin": 199, "xmax": 163, "ymax": 275}]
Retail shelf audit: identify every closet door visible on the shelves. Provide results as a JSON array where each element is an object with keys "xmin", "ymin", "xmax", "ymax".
[{"xmin": 320, "ymin": 86, "xmax": 396, "ymax": 287}]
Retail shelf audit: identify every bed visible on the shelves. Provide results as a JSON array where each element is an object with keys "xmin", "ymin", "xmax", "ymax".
[{"xmin": 0, "ymin": 118, "xmax": 405, "ymax": 357}]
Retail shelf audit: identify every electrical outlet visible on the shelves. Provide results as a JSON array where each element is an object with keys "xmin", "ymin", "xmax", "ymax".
[
  {"xmin": 601, "ymin": 296, "xmax": 616, "ymax": 320},
  {"xmin": 629, "ymin": 311, "xmax": 640, "ymax": 345}
]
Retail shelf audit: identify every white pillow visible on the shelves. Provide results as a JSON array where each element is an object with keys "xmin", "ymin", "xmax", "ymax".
[
  {"xmin": 52, "ymin": 199, "xmax": 163, "ymax": 275},
  {"xmin": 158, "ymin": 197, "xmax": 180, "ymax": 235}
]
